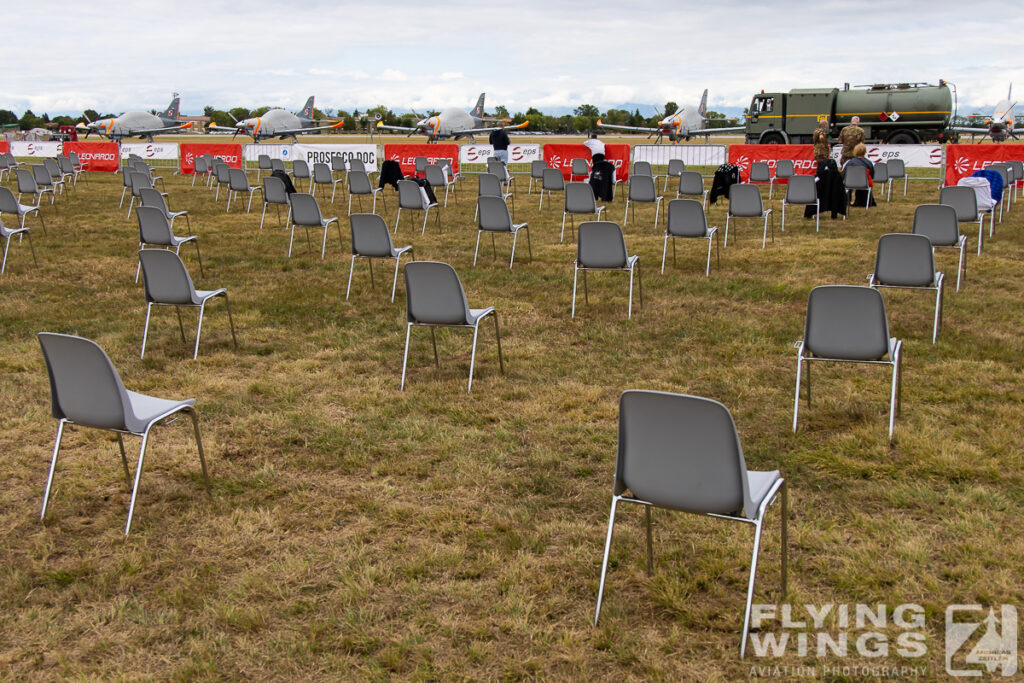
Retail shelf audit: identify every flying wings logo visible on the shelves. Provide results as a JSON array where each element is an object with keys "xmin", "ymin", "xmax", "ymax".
[{"xmin": 735, "ymin": 155, "xmax": 750, "ymax": 172}]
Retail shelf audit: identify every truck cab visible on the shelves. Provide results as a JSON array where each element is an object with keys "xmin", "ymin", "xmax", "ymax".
[{"xmin": 745, "ymin": 89, "xmax": 836, "ymax": 144}]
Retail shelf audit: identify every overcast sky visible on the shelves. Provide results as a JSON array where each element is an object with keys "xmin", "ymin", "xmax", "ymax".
[{"xmin": 4, "ymin": 1, "xmax": 1022, "ymax": 117}]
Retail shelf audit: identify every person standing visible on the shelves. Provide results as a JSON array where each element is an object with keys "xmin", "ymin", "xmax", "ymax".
[
  {"xmin": 489, "ymin": 121, "xmax": 511, "ymax": 166},
  {"xmin": 813, "ymin": 118, "xmax": 831, "ymax": 162},
  {"xmin": 838, "ymin": 116, "xmax": 864, "ymax": 166},
  {"xmin": 583, "ymin": 131, "xmax": 605, "ymax": 162}
]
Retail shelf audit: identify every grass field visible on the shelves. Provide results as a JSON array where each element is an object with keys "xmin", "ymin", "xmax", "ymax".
[{"xmin": 1, "ymin": 136, "xmax": 1022, "ymax": 680}]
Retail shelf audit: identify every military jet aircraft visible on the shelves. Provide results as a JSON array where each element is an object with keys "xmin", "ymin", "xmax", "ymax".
[
  {"xmin": 596, "ymin": 90, "xmax": 744, "ymax": 143},
  {"xmin": 78, "ymin": 95, "xmax": 193, "ymax": 141},
  {"xmin": 207, "ymin": 96, "xmax": 343, "ymax": 141},
  {"xmin": 376, "ymin": 93, "xmax": 527, "ymax": 142},
  {"xmin": 951, "ymin": 84, "xmax": 1023, "ymax": 142}
]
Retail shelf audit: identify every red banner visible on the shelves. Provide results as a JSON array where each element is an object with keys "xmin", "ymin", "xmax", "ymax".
[
  {"xmin": 0, "ymin": 141, "xmax": 8, "ymax": 154},
  {"xmin": 62, "ymin": 141, "xmax": 119, "ymax": 172},
  {"xmin": 944, "ymin": 144, "xmax": 1024, "ymax": 187},
  {"xmin": 542, "ymin": 144, "xmax": 630, "ymax": 182},
  {"xmin": 728, "ymin": 145, "xmax": 816, "ymax": 183},
  {"xmin": 179, "ymin": 143, "xmax": 243, "ymax": 175},
  {"xmin": 383, "ymin": 144, "xmax": 460, "ymax": 177}
]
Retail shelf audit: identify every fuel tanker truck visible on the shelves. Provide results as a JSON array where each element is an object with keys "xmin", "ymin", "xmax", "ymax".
[{"xmin": 745, "ymin": 81, "xmax": 956, "ymax": 145}]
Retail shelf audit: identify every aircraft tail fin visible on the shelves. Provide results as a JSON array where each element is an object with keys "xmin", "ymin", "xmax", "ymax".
[
  {"xmin": 698, "ymin": 89, "xmax": 708, "ymax": 117},
  {"xmin": 300, "ymin": 96, "xmax": 315, "ymax": 119},
  {"xmin": 471, "ymin": 93, "xmax": 486, "ymax": 118},
  {"xmin": 162, "ymin": 95, "xmax": 180, "ymax": 120}
]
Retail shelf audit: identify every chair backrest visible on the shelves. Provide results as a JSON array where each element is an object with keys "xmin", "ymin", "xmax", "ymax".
[
  {"xmin": 531, "ymin": 159, "xmax": 548, "ymax": 179},
  {"xmin": 886, "ymin": 159, "xmax": 906, "ymax": 178},
  {"xmin": 33, "ymin": 164, "xmax": 52, "ymax": 186},
  {"xmin": 270, "ymin": 158, "xmax": 286, "ymax": 173},
  {"xmin": 911, "ymin": 204, "xmax": 960, "ymax": 247},
  {"xmin": 38, "ymin": 333, "xmax": 132, "ymax": 431},
  {"xmin": 939, "ymin": 185, "xmax": 979, "ymax": 221},
  {"xmin": 312, "ymin": 162, "xmax": 332, "ymax": 183},
  {"xmin": 139, "ymin": 187, "xmax": 169, "ymax": 213},
  {"xmin": 477, "ymin": 195, "xmax": 513, "ymax": 232},
  {"xmin": 633, "ymin": 161, "xmax": 653, "ymax": 177},
  {"xmin": 350, "ymin": 213, "xmax": 393, "ymax": 257},
  {"xmin": 565, "ymin": 182, "xmax": 598, "ymax": 213},
  {"xmin": 486, "ymin": 157, "xmax": 508, "ymax": 180},
  {"xmin": 194, "ymin": 156, "xmax": 209, "ymax": 174},
  {"xmin": 397, "ymin": 179, "xmax": 426, "ymax": 209},
  {"xmin": 137, "ymin": 205, "xmax": 174, "ymax": 245},
  {"xmin": 628, "ymin": 175, "xmax": 657, "ymax": 201},
  {"xmin": 843, "ymin": 165, "xmax": 870, "ymax": 190},
  {"xmin": 258, "ymin": 154, "xmax": 272, "ymax": 170},
  {"xmin": 263, "ymin": 175, "xmax": 289, "ymax": 204},
  {"xmin": 578, "ymin": 221, "xmax": 628, "ymax": 268},
  {"xmin": 1007, "ymin": 160, "xmax": 1023, "ymax": 182},
  {"xmin": 804, "ymin": 285, "xmax": 891, "ymax": 361},
  {"xmin": 43, "ymin": 158, "xmax": 61, "ymax": 178},
  {"xmin": 478, "ymin": 173, "xmax": 502, "ymax": 197},
  {"xmin": 666, "ymin": 199, "xmax": 708, "ymax": 237},
  {"xmin": 404, "ymin": 261, "xmax": 471, "ymax": 325},
  {"xmin": 347, "ymin": 170, "xmax": 372, "ymax": 195},
  {"xmin": 349, "ymin": 158, "xmax": 367, "ymax": 173},
  {"xmin": 571, "ymin": 158, "xmax": 589, "ymax": 176},
  {"xmin": 57, "ymin": 156, "xmax": 74, "ymax": 174},
  {"xmin": 292, "ymin": 159, "xmax": 310, "ymax": 179},
  {"xmin": 728, "ymin": 183, "xmax": 764, "ymax": 217},
  {"xmin": 0, "ymin": 186, "xmax": 19, "ymax": 213},
  {"xmin": 873, "ymin": 233, "xmax": 936, "ymax": 287},
  {"xmin": 130, "ymin": 171, "xmax": 153, "ymax": 196},
  {"xmin": 139, "ymin": 248, "xmax": 197, "ymax": 305},
  {"xmin": 424, "ymin": 164, "xmax": 447, "ymax": 187},
  {"xmin": 616, "ymin": 390, "xmax": 757, "ymax": 519},
  {"xmin": 775, "ymin": 159, "xmax": 795, "ymax": 179},
  {"xmin": 872, "ymin": 163, "xmax": 889, "ymax": 183},
  {"xmin": 414, "ymin": 157, "xmax": 428, "ymax": 174},
  {"xmin": 17, "ymin": 168, "xmax": 38, "ymax": 194},
  {"xmin": 667, "ymin": 159, "xmax": 686, "ymax": 177},
  {"xmin": 785, "ymin": 175, "xmax": 817, "ymax": 204},
  {"xmin": 533, "ymin": 169, "xmax": 561, "ymax": 195},
  {"xmin": 749, "ymin": 161, "xmax": 771, "ymax": 182},
  {"xmin": 288, "ymin": 193, "xmax": 323, "ymax": 226},
  {"xmin": 229, "ymin": 168, "xmax": 250, "ymax": 191},
  {"xmin": 215, "ymin": 163, "xmax": 232, "ymax": 183},
  {"xmin": 0, "ymin": 154, "xmax": 9, "ymax": 170},
  {"xmin": 677, "ymin": 171, "xmax": 704, "ymax": 197},
  {"xmin": 69, "ymin": 151, "xmax": 82, "ymax": 166}
]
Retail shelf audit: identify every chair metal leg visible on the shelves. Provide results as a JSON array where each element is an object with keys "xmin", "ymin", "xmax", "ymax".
[
  {"xmin": 193, "ymin": 301, "xmax": 207, "ymax": 359},
  {"xmin": 661, "ymin": 234, "xmax": 669, "ymax": 274},
  {"xmin": 509, "ymin": 231, "xmax": 518, "ymax": 268},
  {"xmin": 473, "ymin": 230, "xmax": 482, "ymax": 265},
  {"xmin": 346, "ymin": 256, "xmax": 356, "ymax": 300},
  {"xmin": 260, "ymin": 203, "xmax": 268, "ymax": 230},
  {"xmin": 571, "ymin": 263, "xmax": 579, "ymax": 318},
  {"xmin": 40, "ymin": 419, "xmax": 67, "ymax": 520},
  {"xmin": 889, "ymin": 346, "xmax": 901, "ymax": 441},
  {"xmin": 116, "ymin": 434, "xmax": 132, "ymax": 486},
  {"xmin": 141, "ymin": 303, "xmax": 154, "ymax": 358},
  {"xmin": 223, "ymin": 294, "xmax": 238, "ymax": 350},
  {"xmin": 933, "ymin": 277, "xmax": 943, "ymax": 344},
  {"xmin": 467, "ymin": 322, "xmax": 481, "ymax": 393},
  {"xmin": 368, "ymin": 259, "xmax": 375, "ymax": 290},
  {"xmin": 740, "ymin": 515, "xmax": 767, "ymax": 658},
  {"xmin": 706, "ymin": 235, "xmax": 713, "ymax": 277},
  {"xmin": 594, "ymin": 496, "xmax": 619, "ymax": 626},
  {"xmin": 645, "ymin": 505, "xmax": 653, "ymax": 577},
  {"xmin": 525, "ymin": 227, "xmax": 532, "ymax": 263},
  {"xmin": 400, "ymin": 323, "xmax": 413, "ymax": 390},
  {"xmin": 430, "ymin": 327, "xmax": 439, "ymax": 367},
  {"xmin": 391, "ymin": 256, "xmax": 401, "ymax": 302},
  {"xmin": 792, "ymin": 350, "xmax": 803, "ymax": 433},
  {"xmin": 780, "ymin": 481, "xmax": 788, "ymax": 596},
  {"xmin": 193, "ymin": 241, "xmax": 205, "ymax": 278},
  {"xmin": 394, "ymin": 207, "xmax": 402, "ymax": 234},
  {"xmin": 725, "ymin": 213, "xmax": 731, "ymax": 246}
]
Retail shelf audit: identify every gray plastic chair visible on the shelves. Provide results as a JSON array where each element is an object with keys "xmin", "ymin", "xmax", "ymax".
[
  {"xmin": 474, "ymin": 173, "xmax": 512, "ymax": 221},
  {"xmin": 136, "ymin": 205, "xmax": 203, "ymax": 282},
  {"xmin": 213, "ymin": 162, "xmax": 232, "ymax": 201},
  {"xmin": 793, "ymin": 285, "xmax": 903, "ymax": 440},
  {"xmin": 987, "ymin": 163, "xmax": 1010, "ymax": 219},
  {"xmin": 872, "ymin": 162, "xmax": 891, "ymax": 201},
  {"xmin": 725, "ymin": 184, "xmax": 774, "ymax": 248},
  {"xmin": 414, "ymin": 156, "xmax": 428, "ymax": 178},
  {"xmin": 16, "ymin": 168, "xmax": 56, "ymax": 215},
  {"xmin": 395, "ymin": 179, "xmax": 440, "ymax": 235},
  {"xmin": 37, "ymin": 332, "xmax": 211, "ymax": 535},
  {"xmin": 539, "ymin": 167, "xmax": 565, "ymax": 209},
  {"xmin": 311, "ymin": 162, "xmax": 342, "ymax": 203},
  {"xmin": 192, "ymin": 155, "xmax": 210, "ymax": 187},
  {"xmin": 570, "ymin": 158, "xmax": 590, "ymax": 182},
  {"xmin": 528, "ymin": 159, "xmax": 548, "ymax": 194},
  {"xmin": 401, "ymin": 261, "xmax": 504, "ymax": 393},
  {"xmin": 126, "ymin": 171, "xmax": 163, "ymax": 219},
  {"xmin": 0, "ymin": 185, "xmax": 46, "ymax": 234},
  {"xmin": 885, "ymin": 159, "xmax": 908, "ymax": 197},
  {"xmin": 594, "ymin": 390, "xmax": 787, "ymax": 659},
  {"xmin": 0, "ymin": 153, "xmax": 13, "ymax": 182},
  {"xmin": 347, "ymin": 170, "xmax": 384, "ymax": 216},
  {"xmin": 774, "ymin": 159, "xmax": 795, "ymax": 200},
  {"xmin": 270, "ymin": 158, "xmax": 286, "ymax": 174},
  {"xmin": 134, "ymin": 161, "xmax": 164, "ymax": 192},
  {"xmin": 475, "ymin": 195, "xmax": 531, "ymax": 268},
  {"xmin": 663, "ymin": 158, "xmax": 686, "ymax": 192},
  {"xmin": 348, "ymin": 158, "xmax": 368, "ymax": 175},
  {"xmin": 425, "ymin": 164, "xmax": 456, "ymax": 207},
  {"xmin": 676, "ymin": 170, "xmax": 709, "ymax": 209},
  {"xmin": 913, "ymin": 204, "xmax": 966, "ymax": 291},
  {"xmin": 623, "ymin": 175, "xmax": 663, "ymax": 229},
  {"xmin": 487, "ymin": 157, "xmax": 513, "ymax": 189},
  {"xmin": 140, "ymin": 187, "xmax": 191, "ymax": 234},
  {"xmin": 139, "ymin": 249, "xmax": 237, "ymax": 360},
  {"xmin": 748, "ymin": 161, "xmax": 774, "ymax": 199},
  {"xmin": 257, "ymin": 153, "xmax": 272, "ymax": 176},
  {"xmin": 572, "ymin": 221, "xmax": 642, "ymax": 319},
  {"xmin": 33, "ymin": 164, "xmax": 63, "ymax": 204},
  {"xmin": 68, "ymin": 151, "xmax": 88, "ymax": 177},
  {"xmin": 781, "ymin": 175, "xmax": 818, "ymax": 233},
  {"xmin": 662, "ymin": 199, "xmax": 718, "ymax": 276},
  {"xmin": 57, "ymin": 155, "xmax": 84, "ymax": 186},
  {"xmin": 291, "ymin": 159, "xmax": 312, "ymax": 192},
  {"xmin": 842, "ymin": 165, "xmax": 872, "ymax": 214},
  {"xmin": 260, "ymin": 176, "xmax": 291, "ymax": 230},
  {"xmin": 43, "ymin": 158, "xmax": 71, "ymax": 197},
  {"xmin": 940, "ymin": 185, "xmax": 987, "ymax": 255},
  {"xmin": 226, "ymin": 168, "xmax": 262, "ymax": 213},
  {"xmin": 562, "ymin": 182, "xmax": 605, "ymax": 243},
  {"xmin": 347, "ymin": 213, "xmax": 414, "ymax": 301},
  {"xmin": 632, "ymin": 160, "xmax": 663, "ymax": 187},
  {"xmin": 1, "ymin": 215, "xmax": 37, "ymax": 274},
  {"xmin": 201, "ymin": 155, "xmax": 217, "ymax": 188},
  {"xmin": 287, "ymin": 193, "xmax": 341, "ymax": 259},
  {"xmin": 1007, "ymin": 160, "xmax": 1022, "ymax": 202},
  {"xmin": 868, "ymin": 233, "xmax": 944, "ymax": 344}
]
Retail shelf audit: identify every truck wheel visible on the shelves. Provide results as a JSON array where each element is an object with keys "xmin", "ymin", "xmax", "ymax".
[
  {"xmin": 761, "ymin": 132, "xmax": 785, "ymax": 145},
  {"xmin": 886, "ymin": 131, "xmax": 919, "ymax": 144}
]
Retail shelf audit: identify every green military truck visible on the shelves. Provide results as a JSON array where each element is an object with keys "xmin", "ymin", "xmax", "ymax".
[{"xmin": 745, "ymin": 81, "xmax": 956, "ymax": 145}]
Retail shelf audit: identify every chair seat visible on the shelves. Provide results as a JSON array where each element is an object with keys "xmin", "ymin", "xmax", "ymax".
[
  {"xmin": 125, "ymin": 390, "xmax": 195, "ymax": 431},
  {"xmin": 746, "ymin": 470, "xmax": 781, "ymax": 508}
]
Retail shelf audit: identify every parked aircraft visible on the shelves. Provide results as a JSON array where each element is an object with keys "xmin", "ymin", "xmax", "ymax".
[
  {"xmin": 376, "ymin": 93, "xmax": 527, "ymax": 142},
  {"xmin": 952, "ymin": 84, "xmax": 1022, "ymax": 142},
  {"xmin": 596, "ymin": 90, "xmax": 744, "ymax": 142},
  {"xmin": 78, "ymin": 95, "xmax": 192, "ymax": 141},
  {"xmin": 208, "ymin": 96, "xmax": 343, "ymax": 141}
]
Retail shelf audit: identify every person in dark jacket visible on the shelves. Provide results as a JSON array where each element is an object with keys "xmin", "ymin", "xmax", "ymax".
[{"xmin": 489, "ymin": 122, "xmax": 511, "ymax": 165}]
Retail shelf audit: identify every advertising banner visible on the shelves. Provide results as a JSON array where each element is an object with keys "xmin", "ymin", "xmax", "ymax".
[
  {"xmin": 243, "ymin": 143, "xmax": 294, "ymax": 163},
  {"xmin": 383, "ymin": 143, "xmax": 460, "ymax": 176},
  {"xmin": 292, "ymin": 144, "xmax": 379, "ymax": 171},
  {"xmin": 829, "ymin": 144, "xmax": 943, "ymax": 169},
  {"xmin": 64, "ymin": 142, "xmax": 119, "ymax": 172},
  {"xmin": 632, "ymin": 144, "xmax": 728, "ymax": 168},
  {"xmin": 180, "ymin": 143, "xmax": 243, "ymax": 174},
  {"xmin": 459, "ymin": 143, "xmax": 542, "ymax": 165},
  {"xmin": 10, "ymin": 141, "xmax": 63, "ymax": 158},
  {"xmin": 728, "ymin": 145, "xmax": 817, "ymax": 183},
  {"xmin": 543, "ymin": 144, "xmax": 631, "ymax": 182},
  {"xmin": 120, "ymin": 142, "xmax": 179, "ymax": 160},
  {"xmin": 943, "ymin": 144, "xmax": 1024, "ymax": 186},
  {"xmin": 0, "ymin": 141, "xmax": 8, "ymax": 154}
]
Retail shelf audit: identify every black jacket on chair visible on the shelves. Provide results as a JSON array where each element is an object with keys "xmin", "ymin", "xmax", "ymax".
[{"xmin": 709, "ymin": 163, "xmax": 739, "ymax": 205}]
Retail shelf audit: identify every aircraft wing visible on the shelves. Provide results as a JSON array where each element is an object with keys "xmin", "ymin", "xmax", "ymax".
[
  {"xmin": 207, "ymin": 124, "xmax": 243, "ymax": 134},
  {"xmin": 948, "ymin": 125, "xmax": 991, "ymax": 134},
  {"xmin": 278, "ymin": 121, "xmax": 345, "ymax": 137},
  {"xmin": 376, "ymin": 121, "xmax": 423, "ymax": 134},
  {"xmin": 449, "ymin": 121, "xmax": 529, "ymax": 137},
  {"xmin": 684, "ymin": 124, "xmax": 746, "ymax": 135},
  {"xmin": 129, "ymin": 122, "xmax": 194, "ymax": 137},
  {"xmin": 596, "ymin": 120, "xmax": 660, "ymax": 134}
]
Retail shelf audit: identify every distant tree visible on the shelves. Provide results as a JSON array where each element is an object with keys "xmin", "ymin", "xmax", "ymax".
[
  {"xmin": 320, "ymin": 107, "xmax": 335, "ymax": 118},
  {"xmin": 573, "ymin": 115, "xmax": 595, "ymax": 132},
  {"xmin": 629, "ymin": 109, "xmax": 646, "ymax": 127},
  {"xmin": 401, "ymin": 116, "xmax": 414, "ymax": 128},
  {"xmin": 203, "ymin": 108, "xmax": 233, "ymax": 126},
  {"xmin": 426, "ymin": 110, "xmax": 440, "ymax": 117},
  {"xmin": 343, "ymin": 116, "xmax": 355, "ymax": 131},
  {"xmin": 0, "ymin": 109, "xmax": 17, "ymax": 126},
  {"xmin": 525, "ymin": 113, "xmax": 547, "ymax": 131},
  {"xmin": 52, "ymin": 115, "xmax": 75, "ymax": 127},
  {"xmin": 312, "ymin": 108, "xmax": 326, "ymax": 120},
  {"xmin": 203, "ymin": 105, "xmax": 215, "ymax": 117},
  {"xmin": 663, "ymin": 101, "xmax": 679, "ymax": 117},
  {"xmin": 82, "ymin": 109, "xmax": 100, "ymax": 122},
  {"xmin": 251, "ymin": 106, "xmax": 271, "ymax": 117},
  {"xmin": 19, "ymin": 109, "xmax": 44, "ymax": 130},
  {"xmin": 493, "ymin": 105, "xmax": 509, "ymax": 118},
  {"xmin": 228, "ymin": 107, "xmax": 251, "ymax": 122},
  {"xmin": 602, "ymin": 108, "xmax": 630, "ymax": 125},
  {"xmin": 525, "ymin": 107, "xmax": 543, "ymax": 116},
  {"xmin": 574, "ymin": 104, "xmax": 599, "ymax": 118}
]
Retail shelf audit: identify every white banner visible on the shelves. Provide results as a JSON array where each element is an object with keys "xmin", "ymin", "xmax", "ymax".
[
  {"xmin": 292, "ymin": 144, "xmax": 379, "ymax": 170},
  {"xmin": 631, "ymin": 144, "xmax": 728, "ymax": 167},
  {"xmin": 830, "ymin": 144, "xmax": 943, "ymax": 168},
  {"xmin": 120, "ymin": 142, "xmax": 179, "ymax": 160},
  {"xmin": 459, "ymin": 143, "xmax": 542, "ymax": 165},
  {"xmin": 11, "ymin": 141, "xmax": 63, "ymax": 157},
  {"xmin": 243, "ymin": 144, "xmax": 295, "ymax": 163}
]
